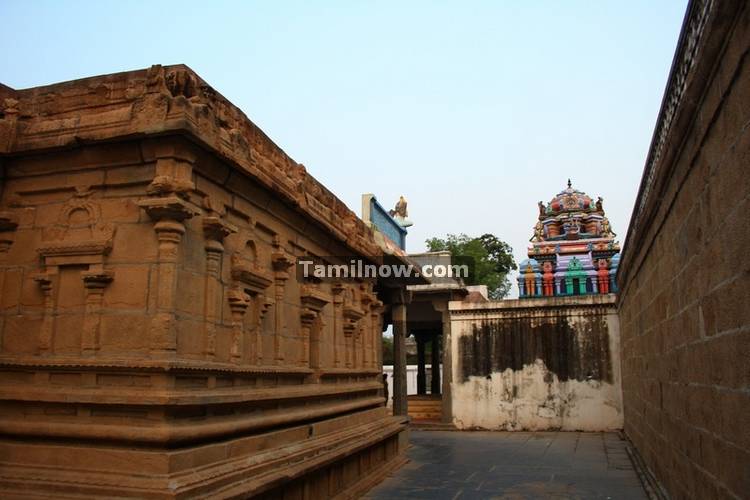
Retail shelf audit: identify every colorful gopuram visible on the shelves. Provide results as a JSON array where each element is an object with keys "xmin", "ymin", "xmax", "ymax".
[{"xmin": 518, "ymin": 180, "xmax": 620, "ymax": 297}]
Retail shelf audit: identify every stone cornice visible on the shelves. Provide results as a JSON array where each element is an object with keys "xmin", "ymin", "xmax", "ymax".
[
  {"xmin": 0, "ymin": 64, "xmax": 380, "ymax": 258},
  {"xmin": 449, "ymin": 293, "xmax": 617, "ymax": 315}
]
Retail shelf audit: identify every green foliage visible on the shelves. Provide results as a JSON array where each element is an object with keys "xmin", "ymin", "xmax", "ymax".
[
  {"xmin": 382, "ymin": 335, "xmax": 394, "ymax": 365},
  {"xmin": 425, "ymin": 233, "xmax": 517, "ymax": 299}
]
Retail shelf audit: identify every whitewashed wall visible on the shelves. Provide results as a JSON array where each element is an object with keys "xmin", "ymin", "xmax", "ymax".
[{"xmin": 448, "ymin": 295, "xmax": 622, "ymax": 431}]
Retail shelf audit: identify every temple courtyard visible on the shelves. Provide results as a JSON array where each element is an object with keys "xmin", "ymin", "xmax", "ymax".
[{"xmin": 366, "ymin": 431, "xmax": 647, "ymax": 499}]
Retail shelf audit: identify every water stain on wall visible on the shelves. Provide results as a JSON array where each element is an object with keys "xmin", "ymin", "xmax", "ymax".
[{"xmin": 459, "ymin": 312, "xmax": 611, "ymax": 383}]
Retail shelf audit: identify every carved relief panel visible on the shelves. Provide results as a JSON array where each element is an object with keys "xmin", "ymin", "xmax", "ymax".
[{"xmin": 34, "ymin": 189, "xmax": 116, "ymax": 356}]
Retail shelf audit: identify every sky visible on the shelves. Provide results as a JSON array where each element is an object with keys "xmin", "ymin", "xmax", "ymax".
[{"xmin": 0, "ymin": 0, "xmax": 688, "ymax": 296}]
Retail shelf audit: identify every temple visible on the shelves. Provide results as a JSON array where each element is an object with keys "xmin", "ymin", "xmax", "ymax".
[
  {"xmin": 0, "ymin": 65, "xmax": 417, "ymax": 498},
  {"xmin": 518, "ymin": 180, "xmax": 620, "ymax": 297}
]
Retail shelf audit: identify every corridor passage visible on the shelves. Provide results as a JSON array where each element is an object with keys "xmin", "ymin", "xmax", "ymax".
[{"xmin": 365, "ymin": 431, "xmax": 647, "ymax": 499}]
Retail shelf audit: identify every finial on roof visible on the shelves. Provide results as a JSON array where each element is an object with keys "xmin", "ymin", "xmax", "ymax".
[{"xmin": 567, "ymin": 178, "xmax": 572, "ymax": 188}]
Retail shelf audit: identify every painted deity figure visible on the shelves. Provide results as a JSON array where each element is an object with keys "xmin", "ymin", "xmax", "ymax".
[
  {"xmin": 601, "ymin": 217, "xmax": 615, "ymax": 237},
  {"xmin": 542, "ymin": 261, "xmax": 555, "ymax": 296},
  {"xmin": 524, "ymin": 264, "xmax": 537, "ymax": 297},
  {"xmin": 532, "ymin": 221, "xmax": 544, "ymax": 242},
  {"xmin": 597, "ymin": 259, "xmax": 610, "ymax": 294}
]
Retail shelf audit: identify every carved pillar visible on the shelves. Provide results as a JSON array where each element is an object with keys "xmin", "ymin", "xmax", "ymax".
[
  {"xmin": 256, "ymin": 295, "xmax": 273, "ymax": 363},
  {"xmin": 370, "ymin": 300, "xmax": 384, "ymax": 369},
  {"xmin": 227, "ymin": 288, "xmax": 250, "ymax": 361},
  {"xmin": 343, "ymin": 304, "xmax": 364, "ymax": 369},
  {"xmin": 202, "ymin": 216, "xmax": 236, "ymax": 359},
  {"xmin": 416, "ymin": 333, "xmax": 427, "ymax": 395},
  {"xmin": 138, "ymin": 196, "xmax": 197, "ymax": 355},
  {"xmin": 332, "ymin": 282, "xmax": 345, "ymax": 368},
  {"xmin": 0, "ymin": 212, "xmax": 19, "ymax": 315},
  {"xmin": 360, "ymin": 287, "xmax": 374, "ymax": 369},
  {"xmin": 430, "ymin": 333, "xmax": 441, "ymax": 396},
  {"xmin": 81, "ymin": 270, "xmax": 114, "ymax": 354},
  {"xmin": 391, "ymin": 288, "xmax": 410, "ymax": 416},
  {"xmin": 271, "ymin": 251, "xmax": 293, "ymax": 364},
  {"xmin": 343, "ymin": 322, "xmax": 355, "ymax": 369},
  {"xmin": 434, "ymin": 301, "xmax": 453, "ymax": 424},
  {"xmin": 33, "ymin": 273, "xmax": 56, "ymax": 354}
]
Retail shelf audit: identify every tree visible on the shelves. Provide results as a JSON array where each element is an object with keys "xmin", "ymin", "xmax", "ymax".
[
  {"xmin": 382, "ymin": 335, "xmax": 394, "ymax": 365},
  {"xmin": 425, "ymin": 233, "xmax": 517, "ymax": 299}
]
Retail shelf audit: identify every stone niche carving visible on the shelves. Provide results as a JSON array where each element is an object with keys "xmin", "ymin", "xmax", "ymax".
[
  {"xmin": 300, "ymin": 284, "xmax": 330, "ymax": 369},
  {"xmin": 35, "ymin": 189, "xmax": 116, "ymax": 355},
  {"xmin": 342, "ymin": 287, "xmax": 365, "ymax": 368},
  {"xmin": 231, "ymin": 243, "xmax": 273, "ymax": 294},
  {"xmin": 228, "ymin": 239, "xmax": 274, "ymax": 362},
  {"xmin": 38, "ymin": 190, "xmax": 115, "ymax": 263}
]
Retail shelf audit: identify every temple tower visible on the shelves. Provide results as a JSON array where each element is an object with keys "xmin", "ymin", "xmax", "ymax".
[{"xmin": 518, "ymin": 180, "xmax": 620, "ymax": 297}]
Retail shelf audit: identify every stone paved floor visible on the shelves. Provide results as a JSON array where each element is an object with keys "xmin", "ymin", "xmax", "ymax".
[{"xmin": 365, "ymin": 431, "xmax": 647, "ymax": 499}]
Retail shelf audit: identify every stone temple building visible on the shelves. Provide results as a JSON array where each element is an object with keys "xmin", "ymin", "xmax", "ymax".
[
  {"xmin": 518, "ymin": 180, "xmax": 620, "ymax": 297},
  {"xmin": 0, "ymin": 65, "xmax": 419, "ymax": 498}
]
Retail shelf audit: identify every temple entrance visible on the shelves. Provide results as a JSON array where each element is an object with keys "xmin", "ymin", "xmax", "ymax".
[
  {"xmin": 386, "ymin": 262, "xmax": 470, "ymax": 427},
  {"xmin": 408, "ymin": 331, "xmax": 442, "ymax": 422}
]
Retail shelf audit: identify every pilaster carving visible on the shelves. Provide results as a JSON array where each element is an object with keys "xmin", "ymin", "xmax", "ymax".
[
  {"xmin": 370, "ymin": 300, "xmax": 385, "ymax": 368},
  {"xmin": 359, "ymin": 285, "xmax": 375, "ymax": 369},
  {"xmin": 81, "ymin": 270, "xmax": 114, "ymax": 354},
  {"xmin": 202, "ymin": 215, "xmax": 237, "ymax": 358},
  {"xmin": 33, "ymin": 273, "xmax": 56, "ymax": 354},
  {"xmin": 229, "ymin": 245, "xmax": 273, "ymax": 364},
  {"xmin": 342, "ymin": 299, "xmax": 365, "ymax": 369},
  {"xmin": 138, "ymin": 196, "xmax": 198, "ymax": 355},
  {"xmin": 331, "ymin": 282, "xmax": 345, "ymax": 368},
  {"xmin": 300, "ymin": 285, "xmax": 329, "ymax": 369},
  {"xmin": 227, "ymin": 287, "xmax": 250, "ymax": 361},
  {"xmin": 0, "ymin": 211, "xmax": 19, "ymax": 256},
  {"xmin": 271, "ymin": 250, "xmax": 294, "ymax": 364},
  {"xmin": 0, "ymin": 212, "xmax": 19, "ymax": 326}
]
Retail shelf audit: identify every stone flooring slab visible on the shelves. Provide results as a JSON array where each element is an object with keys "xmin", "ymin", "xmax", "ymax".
[{"xmin": 364, "ymin": 431, "xmax": 647, "ymax": 500}]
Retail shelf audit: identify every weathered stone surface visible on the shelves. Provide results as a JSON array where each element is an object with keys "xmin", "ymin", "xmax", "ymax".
[
  {"xmin": 448, "ymin": 294, "xmax": 622, "ymax": 431},
  {"xmin": 0, "ymin": 66, "xmax": 405, "ymax": 498},
  {"xmin": 617, "ymin": 2, "xmax": 750, "ymax": 498}
]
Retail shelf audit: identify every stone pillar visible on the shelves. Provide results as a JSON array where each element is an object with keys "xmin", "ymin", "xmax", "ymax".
[
  {"xmin": 0, "ymin": 212, "xmax": 19, "ymax": 303},
  {"xmin": 370, "ymin": 300, "xmax": 384, "ymax": 371},
  {"xmin": 332, "ymin": 283, "xmax": 344, "ymax": 368},
  {"xmin": 416, "ymin": 334, "xmax": 426, "ymax": 395},
  {"xmin": 33, "ymin": 273, "xmax": 56, "ymax": 354},
  {"xmin": 138, "ymin": 196, "xmax": 197, "ymax": 356},
  {"xmin": 202, "ymin": 215, "xmax": 236, "ymax": 359},
  {"xmin": 434, "ymin": 301, "xmax": 453, "ymax": 424},
  {"xmin": 81, "ymin": 269, "xmax": 114, "ymax": 354},
  {"xmin": 391, "ymin": 289, "xmax": 409, "ymax": 417},
  {"xmin": 430, "ymin": 333, "xmax": 441, "ymax": 396},
  {"xmin": 227, "ymin": 288, "xmax": 250, "ymax": 361},
  {"xmin": 271, "ymin": 251, "xmax": 293, "ymax": 364}
]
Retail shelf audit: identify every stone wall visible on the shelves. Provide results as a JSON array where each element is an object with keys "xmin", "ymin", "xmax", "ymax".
[
  {"xmin": 617, "ymin": 1, "xmax": 750, "ymax": 498},
  {"xmin": 448, "ymin": 295, "xmax": 622, "ymax": 431},
  {"xmin": 0, "ymin": 66, "xmax": 406, "ymax": 498}
]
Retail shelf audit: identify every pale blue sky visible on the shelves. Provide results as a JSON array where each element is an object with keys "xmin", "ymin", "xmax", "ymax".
[{"xmin": 1, "ymin": 1, "xmax": 688, "ymax": 295}]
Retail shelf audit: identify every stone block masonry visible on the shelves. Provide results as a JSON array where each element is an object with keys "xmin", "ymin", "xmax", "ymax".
[
  {"xmin": 0, "ymin": 65, "xmax": 406, "ymax": 498},
  {"xmin": 617, "ymin": 1, "xmax": 750, "ymax": 498}
]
